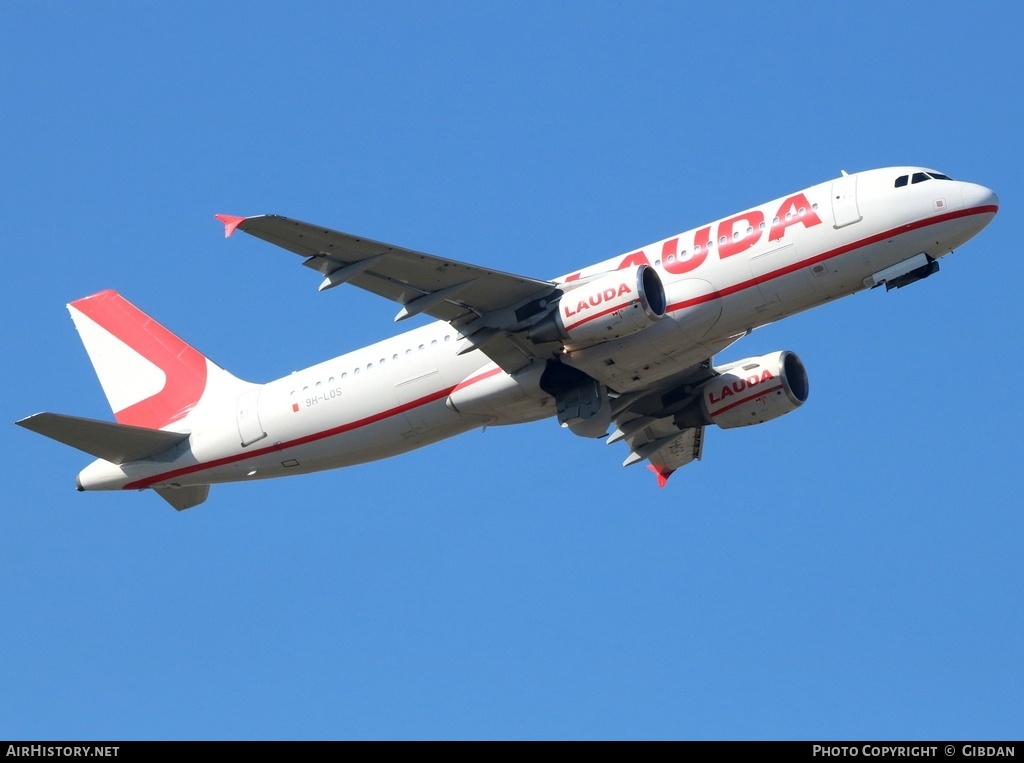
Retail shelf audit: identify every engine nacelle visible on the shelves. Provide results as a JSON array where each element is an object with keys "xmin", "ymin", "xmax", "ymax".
[
  {"xmin": 699, "ymin": 351, "xmax": 809, "ymax": 429},
  {"xmin": 530, "ymin": 265, "xmax": 666, "ymax": 348}
]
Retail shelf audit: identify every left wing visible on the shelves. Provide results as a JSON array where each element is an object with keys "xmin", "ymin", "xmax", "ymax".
[{"xmin": 217, "ymin": 214, "xmax": 562, "ymax": 373}]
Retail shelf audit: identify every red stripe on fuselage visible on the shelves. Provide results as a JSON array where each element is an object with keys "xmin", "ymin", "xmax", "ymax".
[
  {"xmin": 125, "ymin": 383, "xmax": 460, "ymax": 489},
  {"xmin": 665, "ymin": 204, "xmax": 998, "ymax": 313}
]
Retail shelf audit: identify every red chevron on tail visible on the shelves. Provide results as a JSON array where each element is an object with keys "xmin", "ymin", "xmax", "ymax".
[{"xmin": 68, "ymin": 290, "xmax": 208, "ymax": 430}]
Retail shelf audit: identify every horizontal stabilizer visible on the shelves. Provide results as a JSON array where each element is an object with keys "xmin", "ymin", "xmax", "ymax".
[
  {"xmin": 16, "ymin": 412, "xmax": 188, "ymax": 464},
  {"xmin": 155, "ymin": 485, "xmax": 210, "ymax": 511}
]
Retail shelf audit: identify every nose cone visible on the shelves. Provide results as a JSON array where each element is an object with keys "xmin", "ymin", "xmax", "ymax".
[{"xmin": 961, "ymin": 182, "xmax": 999, "ymax": 213}]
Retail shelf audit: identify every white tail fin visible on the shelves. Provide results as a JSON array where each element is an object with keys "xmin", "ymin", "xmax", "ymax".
[{"xmin": 67, "ymin": 290, "xmax": 243, "ymax": 430}]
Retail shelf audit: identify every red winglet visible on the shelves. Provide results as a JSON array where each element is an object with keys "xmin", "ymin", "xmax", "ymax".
[
  {"xmin": 647, "ymin": 463, "xmax": 675, "ymax": 488},
  {"xmin": 214, "ymin": 214, "xmax": 247, "ymax": 238}
]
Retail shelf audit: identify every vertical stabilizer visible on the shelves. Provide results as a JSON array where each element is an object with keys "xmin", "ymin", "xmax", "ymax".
[{"xmin": 67, "ymin": 290, "xmax": 233, "ymax": 430}]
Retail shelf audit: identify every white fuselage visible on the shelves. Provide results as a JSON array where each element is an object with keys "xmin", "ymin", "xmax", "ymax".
[{"xmin": 78, "ymin": 167, "xmax": 998, "ymax": 493}]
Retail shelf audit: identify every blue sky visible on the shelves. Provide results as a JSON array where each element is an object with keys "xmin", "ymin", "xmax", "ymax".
[{"xmin": 2, "ymin": 1, "xmax": 1020, "ymax": 740}]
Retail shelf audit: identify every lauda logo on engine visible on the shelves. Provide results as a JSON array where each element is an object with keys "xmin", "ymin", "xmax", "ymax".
[
  {"xmin": 562, "ymin": 282, "xmax": 633, "ymax": 319},
  {"xmin": 707, "ymin": 369, "xmax": 777, "ymax": 406}
]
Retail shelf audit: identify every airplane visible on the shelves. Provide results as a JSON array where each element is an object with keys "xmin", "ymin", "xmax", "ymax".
[{"xmin": 16, "ymin": 167, "xmax": 998, "ymax": 510}]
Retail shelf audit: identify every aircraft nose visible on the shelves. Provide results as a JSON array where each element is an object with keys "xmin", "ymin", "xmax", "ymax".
[{"xmin": 961, "ymin": 182, "xmax": 999, "ymax": 212}]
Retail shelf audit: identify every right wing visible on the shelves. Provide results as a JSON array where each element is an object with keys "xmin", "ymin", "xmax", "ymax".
[
  {"xmin": 605, "ymin": 360, "xmax": 721, "ymax": 486},
  {"xmin": 624, "ymin": 425, "xmax": 705, "ymax": 487}
]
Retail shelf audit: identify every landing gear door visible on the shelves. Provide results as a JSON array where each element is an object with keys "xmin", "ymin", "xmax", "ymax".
[
  {"xmin": 831, "ymin": 174, "xmax": 863, "ymax": 229},
  {"xmin": 236, "ymin": 388, "xmax": 267, "ymax": 447}
]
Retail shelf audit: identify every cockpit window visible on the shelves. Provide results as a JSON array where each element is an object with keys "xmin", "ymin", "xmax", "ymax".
[{"xmin": 896, "ymin": 171, "xmax": 954, "ymax": 188}]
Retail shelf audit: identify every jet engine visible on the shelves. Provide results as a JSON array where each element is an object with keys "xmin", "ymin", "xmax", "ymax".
[
  {"xmin": 529, "ymin": 265, "xmax": 666, "ymax": 348},
  {"xmin": 692, "ymin": 351, "xmax": 809, "ymax": 429}
]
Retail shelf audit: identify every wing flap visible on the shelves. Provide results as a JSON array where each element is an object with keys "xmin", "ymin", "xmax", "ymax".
[{"xmin": 648, "ymin": 426, "xmax": 704, "ymax": 474}]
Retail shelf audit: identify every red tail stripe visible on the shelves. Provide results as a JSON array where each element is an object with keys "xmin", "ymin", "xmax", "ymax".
[{"xmin": 72, "ymin": 290, "xmax": 208, "ymax": 429}]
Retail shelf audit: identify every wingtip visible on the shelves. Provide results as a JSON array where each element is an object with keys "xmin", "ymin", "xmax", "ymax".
[
  {"xmin": 214, "ymin": 214, "xmax": 246, "ymax": 238},
  {"xmin": 646, "ymin": 463, "xmax": 674, "ymax": 488}
]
